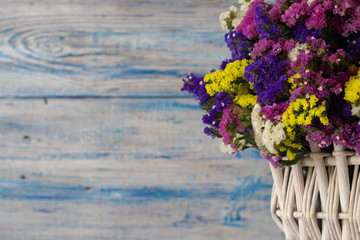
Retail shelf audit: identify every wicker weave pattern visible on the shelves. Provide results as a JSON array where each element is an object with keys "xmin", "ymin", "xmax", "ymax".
[{"xmin": 270, "ymin": 143, "xmax": 360, "ymax": 240}]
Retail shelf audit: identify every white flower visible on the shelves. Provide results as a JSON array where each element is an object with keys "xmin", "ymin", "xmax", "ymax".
[
  {"xmin": 262, "ymin": 121, "xmax": 286, "ymax": 154},
  {"xmin": 273, "ymin": 123, "xmax": 286, "ymax": 145},
  {"xmin": 232, "ymin": 18, "xmax": 242, "ymax": 29},
  {"xmin": 262, "ymin": 122, "xmax": 275, "ymax": 154},
  {"xmin": 238, "ymin": 0, "xmax": 254, "ymax": 5},
  {"xmin": 220, "ymin": 142, "xmax": 234, "ymax": 154},
  {"xmin": 251, "ymin": 104, "xmax": 265, "ymax": 147},
  {"xmin": 239, "ymin": 1, "xmax": 250, "ymax": 12},
  {"xmin": 219, "ymin": 6, "xmax": 238, "ymax": 32},
  {"xmin": 219, "ymin": 1, "xmax": 253, "ymax": 31},
  {"xmin": 219, "ymin": 11, "xmax": 231, "ymax": 31},
  {"xmin": 234, "ymin": 133, "xmax": 246, "ymax": 149},
  {"xmin": 288, "ymin": 43, "xmax": 309, "ymax": 62},
  {"xmin": 351, "ymin": 104, "xmax": 360, "ymax": 117},
  {"xmin": 229, "ymin": 6, "xmax": 237, "ymax": 12}
]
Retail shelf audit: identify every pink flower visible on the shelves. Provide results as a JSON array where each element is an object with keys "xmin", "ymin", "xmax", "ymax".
[
  {"xmin": 250, "ymin": 39, "xmax": 285, "ymax": 59},
  {"xmin": 284, "ymin": 40, "xmax": 297, "ymax": 52},
  {"xmin": 260, "ymin": 150, "xmax": 282, "ymax": 168},
  {"xmin": 270, "ymin": 42, "xmax": 284, "ymax": 56},
  {"xmin": 269, "ymin": 5, "xmax": 282, "ymax": 21},
  {"xmin": 219, "ymin": 105, "xmax": 244, "ymax": 150},
  {"xmin": 305, "ymin": 5, "xmax": 327, "ymax": 29},
  {"xmin": 281, "ymin": 1, "xmax": 311, "ymax": 27},
  {"xmin": 322, "ymin": 1, "xmax": 334, "ymax": 10},
  {"xmin": 236, "ymin": 0, "xmax": 267, "ymax": 39},
  {"xmin": 261, "ymin": 102, "xmax": 289, "ymax": 122}
]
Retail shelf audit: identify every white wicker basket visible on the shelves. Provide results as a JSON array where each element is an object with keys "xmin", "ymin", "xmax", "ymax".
[{"xmin": 270, "ymin": 142, "xmax": 360, "ymax": 240}]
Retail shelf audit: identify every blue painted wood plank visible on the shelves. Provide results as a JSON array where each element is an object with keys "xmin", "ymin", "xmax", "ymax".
[
  {"xmin": 0, "ymin": 0, "xmax": 231, "ymax": 97},
  {"xmin": 0, "ymin": 1, "xmax": 284, "ymax": 239},
  {"xmin": 0, "ymin": 98, "xmax": 282, "ymax": 239}
]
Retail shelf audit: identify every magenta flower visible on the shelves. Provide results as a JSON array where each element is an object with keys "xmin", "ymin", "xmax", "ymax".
[
  {"xmin": 236, "ymin": 0, "xmax": 267, "ymax": 39},
  {"xmin": 305, "ymin": 5, "xmax": 327, "ymax": 29},
  {"xmin": 281, "ymin": 1, "xmax": 310, "ymax": 27}
]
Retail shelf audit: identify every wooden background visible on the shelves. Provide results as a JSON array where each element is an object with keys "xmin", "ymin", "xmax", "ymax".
[{"xmin": 0, "ymin": 0, "xmax": 283, "ymax": 239}]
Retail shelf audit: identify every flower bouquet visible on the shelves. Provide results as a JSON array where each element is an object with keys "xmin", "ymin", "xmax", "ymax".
[
  {"xmin": 182, "ymin": 0, "xmax": 360, "ymax": 167},
  {"xmin": 181, "ymin": 0, "xmax": 360, "ymax": 239}
]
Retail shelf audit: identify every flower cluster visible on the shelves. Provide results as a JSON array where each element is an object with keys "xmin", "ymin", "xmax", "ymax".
[{"xmin": 182, "ymin": 0, "xmax": 360, "ymax": 167}]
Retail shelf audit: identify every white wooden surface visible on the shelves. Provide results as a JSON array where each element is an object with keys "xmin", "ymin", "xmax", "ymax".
[{"xmin": 0, "ymin": 1, "xmax": 283, "ymax": 239}]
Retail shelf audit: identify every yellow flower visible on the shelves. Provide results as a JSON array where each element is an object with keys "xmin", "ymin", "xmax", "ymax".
[
  {"xmin": 344, "ymin": 69, "xmax": 360, "ymax": 104},
  {"xmin": 309, "ymin": 95, "xmax": 318, "ymax": 108},
  {"xmin": 292, "ymin": 143, "xmax": 302, "ymax": 150},
  {"xmin": 303, "ymin": 116, "xmax": 312, "ymax": 125},
  {"xmin": 282, "ymin": 95, "xmax": 328, "ymax": 128},
  {"xmin": 235, "ymin": 94, "xmax": 257, "ymax": 107},
  {"xmin": 286, "ymin": 129, "xmax": 296, "ymax": 141},
  {"xmin": 287, "ymin": 149, "xmax": 296, "ymax": 161},
  {"xmin": 288, "ymin": 73, "xmax": 301, "ymax": 92},
  {"xmin": 249, "ymin": 82, "xmax": 254, "ymax": 90},
  {"xmin": 203, "ymin": 59, "xmax": 254, "ymax": 96},
  {"xmin": 279, "ymin": 146, "xmax": 287, "ymax": 152},
  {"xmin": 296, "ymin": 113, "xmax": 305, "ymax": 125}
]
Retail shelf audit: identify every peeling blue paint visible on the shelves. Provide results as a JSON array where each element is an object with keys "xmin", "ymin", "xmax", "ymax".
[
  {"xmin": 0, "ymin": 177, "xmax": 272, "ymax": 207},
  {"xmin": 33, "ymin": 208, "xmax": 55, "ymax": 213},
  {"xmin": 170, "ymin": 101, "xmax": 199, "ymax": 110},
  {"xmin": 172, "ymin": 213, "xmax": 212, "ymax": 229}
]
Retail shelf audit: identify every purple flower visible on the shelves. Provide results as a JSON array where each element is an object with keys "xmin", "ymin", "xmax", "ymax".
[
  {"xmin": 260, "ymin": 150, "xmax": 282, "ymax": 168},
  {"xmin": 255, "ymin": 5, "xmax": 270, "ymax": 38},
  {"xmin": 254, "ymin": 5, "xmax": 283, "ymax": 40},
  {"xmin": 225, "ymin": 31, "xmax": 252, "ymax": 60},
  {"xmin": 244, "ymin": 55, "xmax": 288, "ymax": 105},
  {"xmin": 306, "ymin": 131, "xmax": 332, "ymax": 148},
  {"xmin": 268, "ymin": 25, "xmax": 282, "ymax": 37},
  {"xmin": 331, "ymin": 123, "xmax": 360, "ymax": 153},
  {"xmin": 204, "ymin": 127, "xmax": 215, "ymax": 138},
  {"xmin": 181, "ymin": 73, "xmax": 210, "ymax": 107},
  {"xmin": 220, "ymin": 59, "xmax": 235, "ymax": 70},
  {"xmin": 215, "ymin": 92, "xmax": 228, "ymax": 101},
  {"xmin": 215, "ymin": 100, "xmax": 227, "ymax": 112},
  {"xmin": 212, "ymin": 120, "xmax": 219, "ymax": 128},
  {"xmin": 199, "ymin": 94, "xmax": 210, "ymax": 106},
  {"xmin": 202, "ymin": 114, "xmax": 212, "ymax": 125},
  {"xmin": 209, "ymin": 108, "xmax": 217, "ymax": 119},
  {"xmin": 346, "ymin": 36, "xmax": 360, "ymax": 63},
  {"xmin": 291, "ymin": 25, "xmax": 321, "ymax": 43}
]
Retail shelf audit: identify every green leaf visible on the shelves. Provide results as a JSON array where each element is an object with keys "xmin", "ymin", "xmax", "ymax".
[
  {"xmin": 225, "ymin": 18, "xmax": 234, "ymax": 31},
  {"xmin": 279, "ymin": 158, "xmax": 300, "ymax": 166},
  {"xmin": 202, "ymin": 97, "xmax": 216, "ymax": 112}
]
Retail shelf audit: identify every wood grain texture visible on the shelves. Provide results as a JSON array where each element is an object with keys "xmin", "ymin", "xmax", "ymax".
[
  {"xmin": 0, "ymin": 98, "xmax": 282, "ymax": 239},
  {"xmin": 0, "ymin": 0, "xmax": 283, "ymax": 239},
  {"xmin": 0, "ymin": 0, "xmax": 232, "ymax": 97}
]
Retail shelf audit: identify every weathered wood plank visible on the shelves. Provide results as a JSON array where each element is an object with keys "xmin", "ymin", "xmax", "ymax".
[
  {"xmin": 0, "ymin": 1, "xmax": 284, "ymax": 238},
  {"xmin": 0, "ymin": 0, "xmax": 231, "ymax": 97},
  {"xmin": 0, "ymin": 98, "xmax": 282, "ymax": 239}
]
